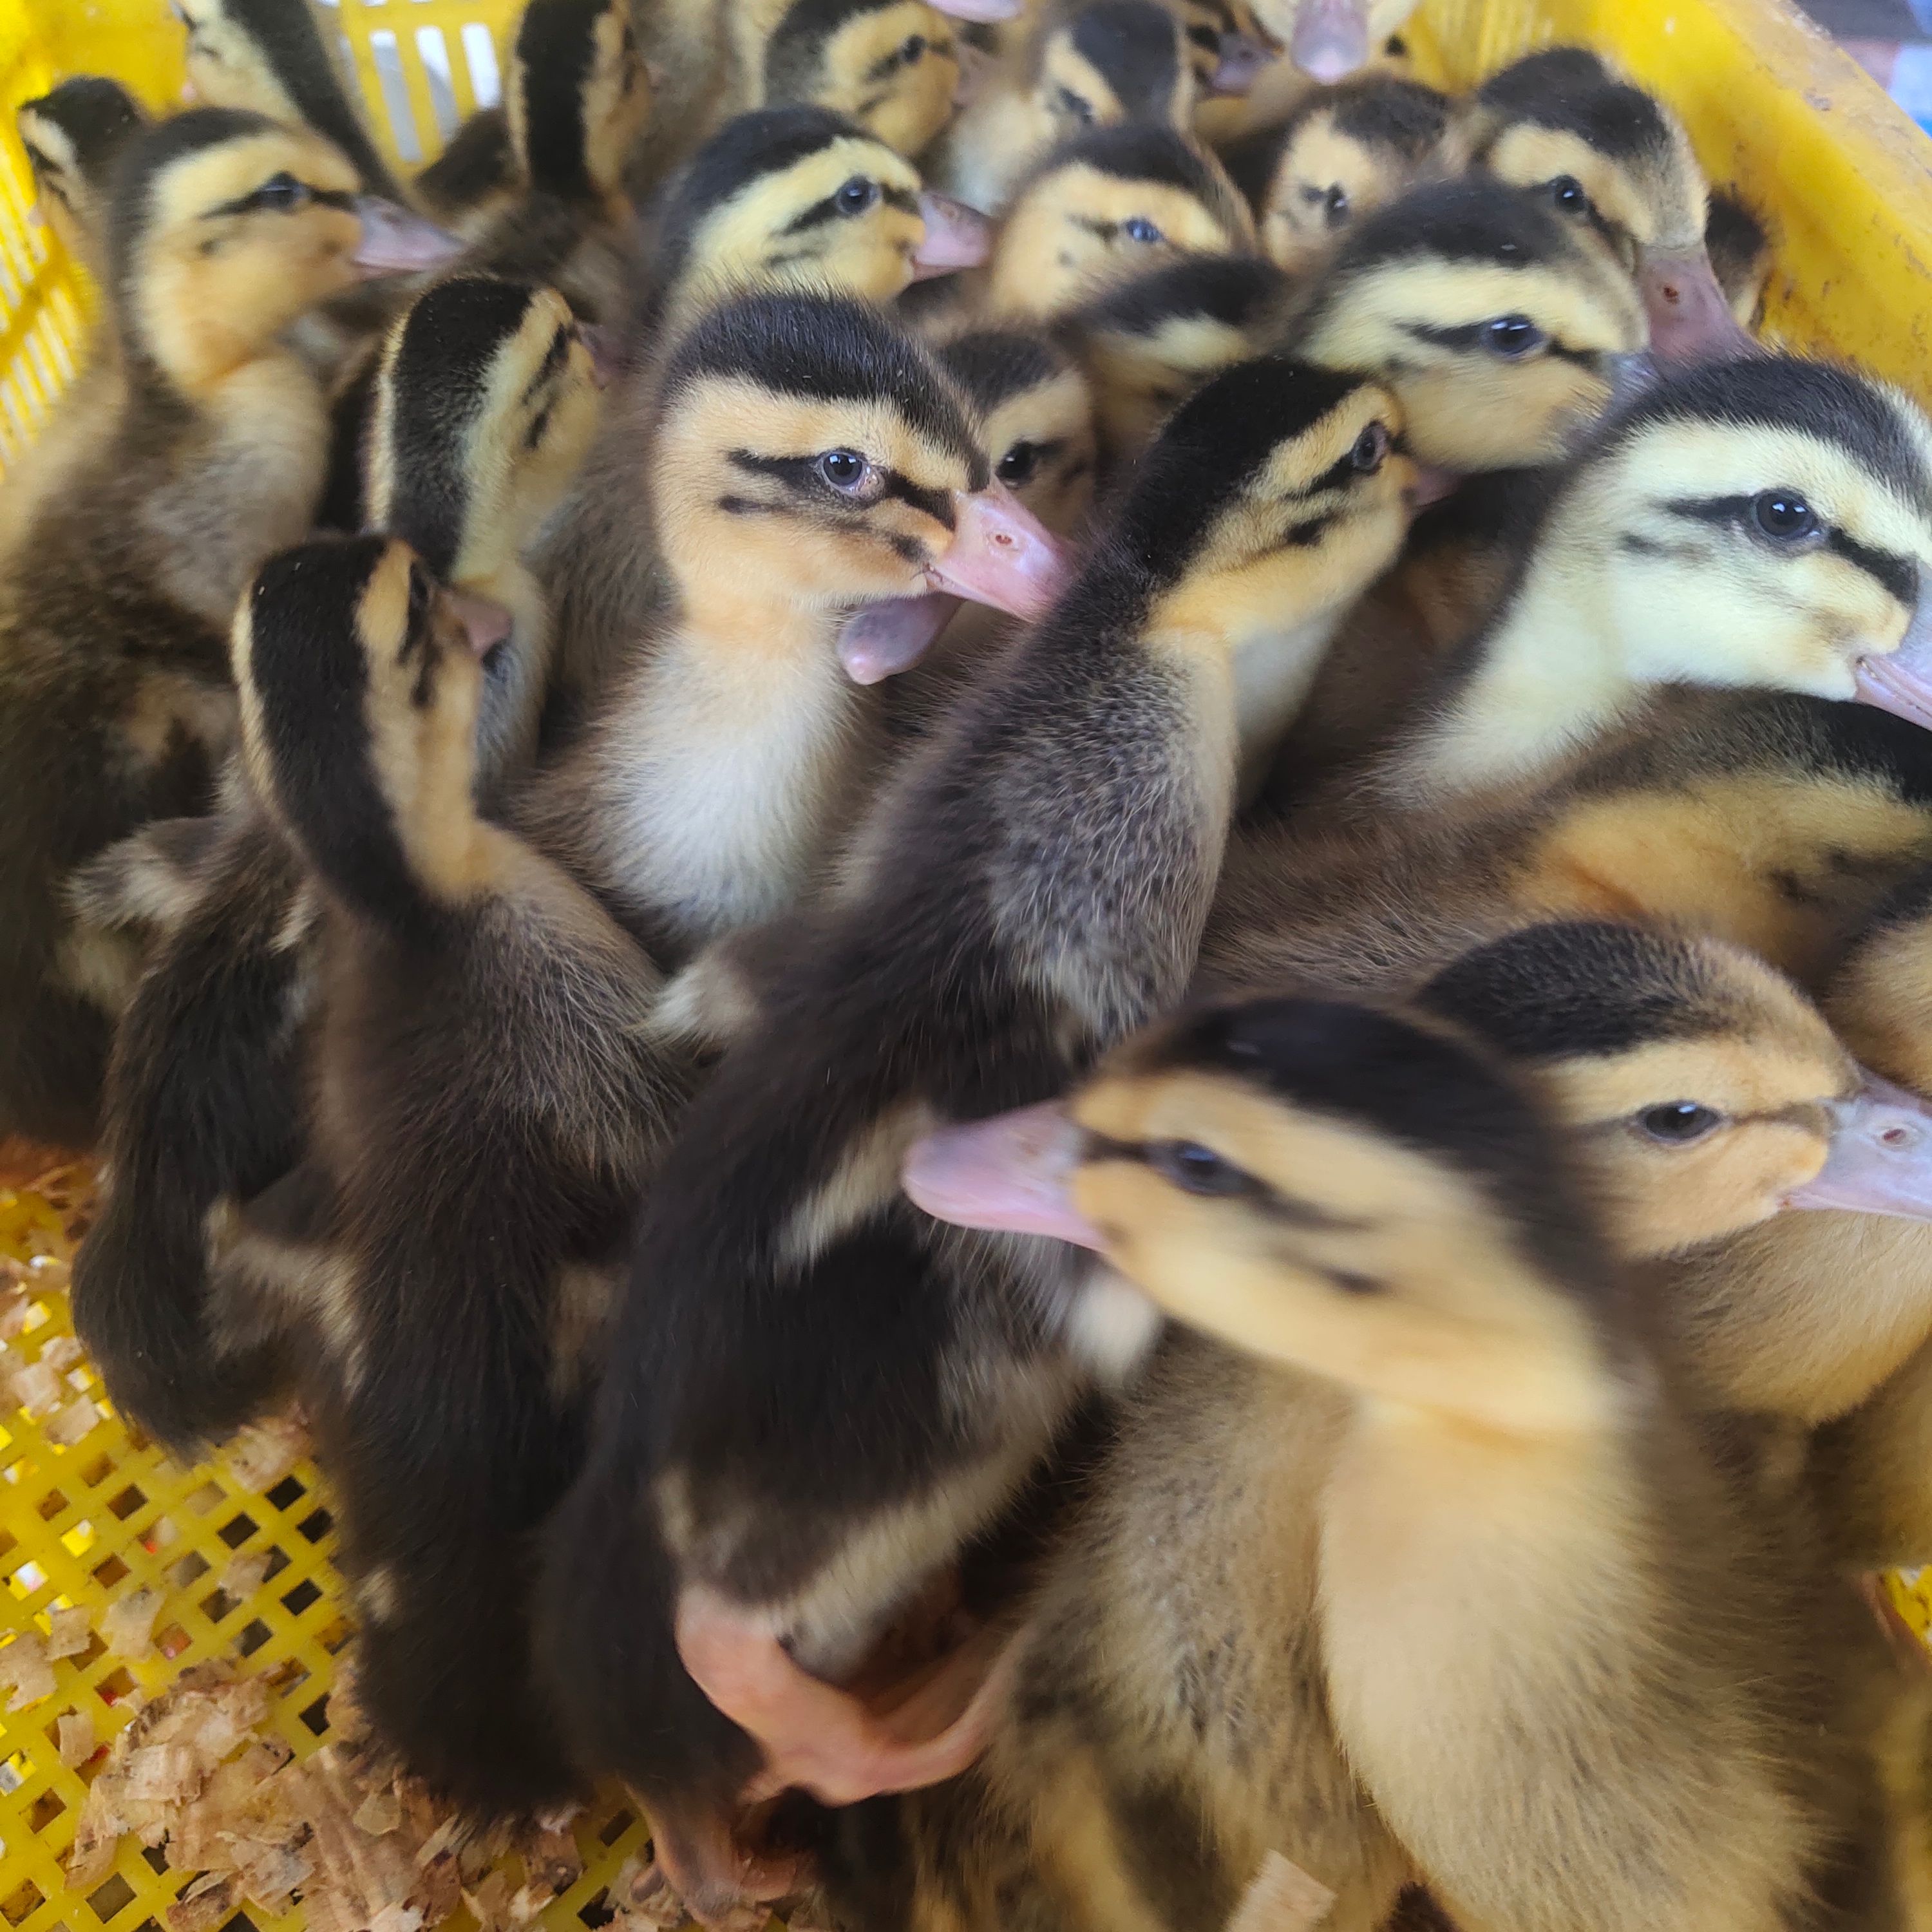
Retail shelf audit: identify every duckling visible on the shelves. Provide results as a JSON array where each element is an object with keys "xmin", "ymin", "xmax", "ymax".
[
  {"xmin": 176, "ymin": 0, "xmax": 404, "ymax": 201},
  {"xmin": 455, "ymin": 0, "xmax": 652, "ymax": 322},
  {"xmin": 523, "ymin": 289, "xmax": 1068, "ymax": 965},
  {"xmin": 412, "ymin": 109, "xmax": 520, "ymax": 239},
  {"xmin": 1706, "ymin": 184, "xmax": 1774, "ymax": 330},
  {"xmin": 538, "ymin": 359, "xmax": 1414, "ymax": 1920},
  {"xmin": 760, "ymin": 0, "xmax": 963, "ymax": 160},
  {"xmin": 229, "ymin": 533, "xmax": 685, "ymax": 1817},
  {"xmin": 0, "ymin": 108, "xmax": 419, "ymax": 1144},
  {"xmin": 71, "ymin": 276, "xmax": 605, "ymax": 1456},
  {"xmin": 982, "ymin": 120, "xmax": 1255, "ymax": 318},
  {"xmin": 1222, "ymin": 71, "xmax": 1452, "ymax": 272},
  {"xmin": 1466, "ymin": 46, "xmax": 1756, "ymax": 364},
  {"xmin": 883, "ymin": 987, "xmax": 1886, "ymax": 1932},
  {"xmin": 16, "ymin": 76, "xmax": 147, "ymax": 279},
  {"xmin": 929, "ymin": 0, "xmax": 1194, "ymax": 215}
]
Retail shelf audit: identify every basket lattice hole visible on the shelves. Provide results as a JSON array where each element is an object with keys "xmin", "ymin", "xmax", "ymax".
[
  {"xmin": 264, "ymin": 1475, "xmax": 305, "ymax": 1513},
  {"xmin": 173, "ymin": 1550, "xmax": 211, "ymax": 1592},
  {"xmin": 597, "ymin": 1810, "xmax": 636, "ymax": 1848},
  {"xmin": 86, "ymin": 1875, "xmax": 134, "ymax": 1923},
  {"xmin": 263, "ymin": 1658, "xmax": 308, "ymax": 1700},
  {"xmin": 199, "ymin": 1585, "xmax": 240, "ymax": 1625},
  {"xmin": 234, "ymin": 1617, "xmax": 272, "ymax": 1659},
  {"xmin": 261, "ymin": 1544, "xmax": 290, "ymax": 1584},
  {"xmin": 577, "ymin": 1892, "xmax": 614, "ymax": 1929},
  {"xmin": 106, "ymin": 1484, "xmax": 146, "ymax": 1522},
  {"xmin": 140, "ymin": 1847, "xmax": 167, "ymax": 1877},
  {"xmin": 95, "ymin": 1666, "xmax": 136, "ymax": 1705},
  {"xmin": 184, "ymin": 1481, "xmax": 225, "ymax": 1518},
  {"xmin": 0, "ymin": 1528, "xmax": 15, "ymax": 1563},
  {"xmin": 26, "ymin": 1786, "xmax": 65, "ymax": 1831},
  {"xmin": 91, "ymin": 1552, "xmax": 128, "ymax": 1589},
  {"xmin": 155, "ymin": 1622, "xmax": 191, "ymax": 1659},
  {"xmin": 77, "ymin": 1454, "xmax": 113, "ymax": 1488},
  {"xmin": 37, "ymin": 1484, "xmax": 71, "ymax": 1521},
  {"xmin": 2, "ymin": 1882, "xmax": 44, "ymax": 1927},
  {"xmin": 280, "ymin": 1577, "xmax": 321, "ymax": 1617},
  {"xmin": 217, "ymin": 1513, "xmax": 258, "ymax": 1551},
  {"xmin": 298, "ymin": 1693, "xmax": 329, "ymax": 1737},
  {"xmin": 296, "ymin": 1508, "xmax": 332, "ymax": 1544}
]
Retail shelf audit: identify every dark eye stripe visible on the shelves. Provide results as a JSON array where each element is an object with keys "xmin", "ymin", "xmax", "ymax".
[
  {"xmin": 1078, "ymin": 1129, "xmax": 1368, "ymax": 1229},
  {"xmin": 727, "ymin": 448, "xmax": 956, "ymax": 530},
  {"xmin": 520, "ymin": 324, "xmax": 573, "ymax": 408},
  {"xmin": 881, "ymin": 471, "xmax": 954, "ymax": 527},
  {"xmin": 1664, "ymin": 494, "xmax": 1919, "ymax": 605},
  {"xmin": 203, "ymin": 182, "xmax": 354, "ymax": 219}
]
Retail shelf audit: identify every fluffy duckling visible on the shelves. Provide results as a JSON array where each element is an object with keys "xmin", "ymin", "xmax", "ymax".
[
  {"xmin": 455, "ymin": 0, "xmax": 652, "ymax": 322},
  {"xmin": 71, "ymin": 276, "xmax": 606, "ymax": 1455},
  {"xmin": 412, "ymin": 108, "xmax": 519, "ymax": 239},
  {"xmin": 887, "ymin": 987, "xmax": 1885, "ymax": 1932},
  {"xmin": 1706, "ymin": 185, "xmax": 1774, "ymax": 329},
  {"xmin": 525, "ymin": 289, "xmax": 1067, "ymax": 965},
  {"xmin": 0, "ymin": 108, "xmax": 411, "ymax": 1144},
  {"xmin": 231, "ymin": 533, "xmax": 685, "ymax": 1817},
  {"xmin": 760, "ymin": 0, "xmax": 963, "ymax": 159},
  {"xmin": 929, "ymin": 0, "xmax": 1195, "ymax": 215},
  {"xmin": 982, "ymin": 120, "xmax": 1255, "ymax": 318},
  {"xmin": 538, "ymin": 359, "xmax": 1414, "ymax": 1922},
  {"xmin": 1223, "ymin": 71, "xmax": 1452, "ymax": 272},
  {"xmin": 17, "ymin": 76, "xmax": 147, "ymax": 279},
  {"xmin": 1466, "ymin": 46, "xmax": 1756, "ymax": 363},
  {"xmin": 176, "ymin": 0, "xmax": 404, "ymax": 201}
]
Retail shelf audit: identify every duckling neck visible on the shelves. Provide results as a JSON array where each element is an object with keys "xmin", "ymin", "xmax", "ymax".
[{"xmin": 1387, "ymin": 536, "xmax": 1634, "ymax": 803}]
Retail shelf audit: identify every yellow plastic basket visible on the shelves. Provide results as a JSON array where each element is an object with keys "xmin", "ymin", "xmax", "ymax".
[{"xmin": 4, "ymin": 0, "xmax": 1932, "ymax": 1923}]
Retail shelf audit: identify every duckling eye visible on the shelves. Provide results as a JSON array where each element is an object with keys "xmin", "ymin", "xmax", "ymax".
[
  {"xmin": 901, "ymin": 32, "xmax": 927, "ymax": 59},
  {"xmin": 836, "ymin": 176, "xmax": 880, "ymax": 215},
  {"xmin": 1122, "ymin": 216, "xmax": 1164, "ymax": 245},
  {"xmin": 818, "ymin": 448, "xmax": 873, "ymax": 493},
  {"xmin": 1548, "ymin": 175, "xmax": 1590, "ymax": 216},
  {"xmin": 1149, "ymin": 1139, "xmax": 1250, "ymax": 1197},
  {"xmin": 997, "ymin": 440, "xmax": 1040, "ymax": 486},
  {"xmin": 1350, "ymin": 422, "xmax": 1389, "ymax": 474},
  {"xmin": 251, "ymin": 172, "xmax": 311, "ymax": 213},
  {"xmin": 1752, "ymin": 489, "xmax": 1821, "ymax": 544},
  {"xmin": 1638, "ymin": 1102, "xmax": 1723, "ymax": 1144},
  {"xmin": 1323, "ymin": 184, "xmax": 1350, "ymax": 229},
  {"xmin": 1484, "ymin": 314, "xmax": 1544, "ymax": 359}
]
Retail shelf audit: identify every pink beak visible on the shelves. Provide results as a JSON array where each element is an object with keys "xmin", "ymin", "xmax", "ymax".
[
  {"xmin": 351, "ymin": 196, "xmax": 467, "ymax": 279},
  {"xmin": 838, "ymin": 592, "xmax": 962, "ymax": 683},
  {"xmin": 904, "ymin": 1102, "xmax": 1106, "ymax": 1249},
  {"xmin": 1785, "ymin": 1070, "xmax": 1932, "ymax": 1220},
  {"xmin": 449, "ymin": 589, "xmax": 515, "ymax": 658},
  {"xmin": 1636, "ymin": 245, "xmax": 1759, "ymax": 365},
  {"xmin": 923, "ymin": 0, "xmax": 1021, "ymax": 19},
  {"xmin": 576, "ymin": 322, "xmax": 625, "ymax": 389},
  {"xmin": 1289, "ymin": 0, "xmax": 1369, "ymax": 81},
  {"xmin": 1210, "ymin": 32, "xmax": 1274, "ymax": 93},
  {"xmin": 1854, "ymin": 576, "xmax": 1932, "ymax": 734},
  {"xmin": 925, "ymin": 482, "xmax": 1072, "ymax": 620},
  {"xmin": 913, "ymin": 191, "xmax": 994, "ymax": 278},
  {"xmin": 1405, "ymin": 463, "xmax": 1461, "ymax": 510}
]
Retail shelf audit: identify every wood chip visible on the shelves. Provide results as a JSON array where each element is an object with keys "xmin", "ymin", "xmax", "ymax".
[
  {"xmin": 616, "ymin": 1862, "xmax": 688, "ymax": 1928},
  {"xmin": 218, "ymin": 1549, "xmax": 270, "ymax": 1599},
  {"xmin": 47, "ymin": 1605, "xmax": 91, "ymax": 1657},
  {"xmin": 1, "ymin": 1633, "xmax": 53, "ymax": 1710},
  {"xmin": 166, "ymin": 1873, "xmax": 238, "ymax": 1932},
  {"xmin": 125, "ymin": 1741, "xmax": 202, "ymax": 1804},
  {"xmin": 462, "ymin": 1873, "xmax": 514, "ymax": 1932},
  {"xmin": 223, "ymin": 1416, "xmax": 307, "ymax": 1493},
  {"xmin": 66, "ymin": 1775, "xmax": 129, "ymax": 1889},
  {"xmin": 354, "ymin": 1788, "xmax": 403, "ymax": 1837},
  {"xmin": 38, "ymin": 1333, "xmax": 82, "ymax": 1372},
  {"xmin": 57, "ymin": 1709, "xmax": 95, "ymax": 1768},
  {"xmin": 44, "ymin": 1393, "xmax": 101, "ymax": 1446},
  {"xmin": 238, "ymin": 1841, "xmax": 314, "ymax": 1915},
  {"xmin": 411, "ymin": 1852, "xmax": 464, "ymax": 1927},
  {"xmin": 1225, "ymin": 1852, "xmax": 1336, "ymax": 1932},
  {"xmin": 9, "ymin": 1359, "xmax": 59, "ymax": 1414},
  {"xmin": 100, "ymin": 1586, "xmax": 162, "ymax": 1658},
  {"xmin": 0, "ymin": 1288, "xmax": 27, "ymax": 1339}
]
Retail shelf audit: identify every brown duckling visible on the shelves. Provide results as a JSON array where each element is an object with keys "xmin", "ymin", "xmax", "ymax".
[
  {"xmin": 71, "ymin": 276, "xmax": 607, "ymax": 1457},
  {"xmin": 1466, "ymin": 46, "xmax": 1756, "ymax": 365},
  {"xmin": 17, "ymin": 75, "xmax": 147, "ymax": 279},
  {"xmin": 537, "ymin": 359, "xmax": 1414, "ymax": 1924},
  {"xmin": 930, "ymin": 0, "xmax": 1195, "ymax": 214},
  {"xmin": 886, "ymin": 981, "xmax": 1891, "ymax": 1932},
  {"xmin": 0, "ymin": 108, "xmax": 417, "ymax": 1144}
]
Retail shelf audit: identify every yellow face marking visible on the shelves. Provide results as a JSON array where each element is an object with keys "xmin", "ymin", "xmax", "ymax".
[
  {"xmin": 1484, "ymin": 118, "xmax": 1707, "ymax": 256},
  {"xmin": 977, "ymin": 365, "xmax": 1097, "ymax": 533},
  {"xmin": 581, "ymin": 0, "xmax": 654, "ymax": 199},
  {"xmin": 681, "ymin": 135, "xmax": 926, "ymax": 308},
  {"xmin": 1036, "ymin": 36, "xmax": 1130, "ymax": 133},
  {"xmin": 989, "ymin": 160, "xmax": 1249, "ymax": 318},
  {"xmin": 1083, "ymin": 309, "xmax": 1253, "ymax": 464},
  {"xmin": 1262, "ymin": 115, "xmax": 1417, "ymax": 274},
  {"xmin": 810, "ymin": 0, "xmax": 960, "ymax": 158},
  {"xmin": 178, "ymin": 0, "xmax": 300, "ymax": 122}
]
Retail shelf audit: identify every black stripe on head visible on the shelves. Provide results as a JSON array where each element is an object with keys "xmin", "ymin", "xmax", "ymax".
[
  {"xmin": 220, "ymin": 0, "xmax": 399, "ymax": 194},
  {"xmin": 1066, "ymin": 0, "xmax": 1182, "ymax": 122},
  {"xmin": 1321, "ymin": 176, "xmax": 1577, "ymax": 281},
  {"xmin": 667, "ymin": 290, "xmax": 983, "ymax": 480},
  {"xmin": 653, "ymin": 105, "xmax": 870, "ymax": 295},
  {"xmin": 377, "ymin": 278, "xmax": 544, "ymax": 578},
  {"xmin": 936, "ymin": 328, "xmax": 1070, "ymax": 413},
  {"xmin": 1110, "ymin": 354, "xmax": 1364, "ymax": 586},
  {"xmin": 1074, "ymin": 252, "xmax": 1281, "ymax": 336},
  {"xmin": 516, "ymin": 0, "xmax": 607, "ymax": 200},
  {"xmin": 1019, "ymin": 122, "xmax": 1245, "ymax": 238},
  {"xmin": 107, "ymin": 106, "xmax": 279, "ymax": 301},
  {"xmin": 1416, "ymin": 922, "xmax": 1723, "ymax": 1061},
  {"xmin": 1602, "ymin": 355, "xmax": 1932, "ymax": 516},
  {"xmin": 1328, "ymin": 75, "xmax": 1451, "ymax": 160},
  {"xmin": 1475, "ymin": 47, "xmax": 1672, "ymax": 163},
  {"xmin": 765, "ymin": 0, "xmax": 908, "ymax": 102},
  {"xmin": 245, "ymin": 536, "xmax": 430, "ymax": 930},
  {"xmin": 1661, "ymin": 494, "xmax": 1918, "ymax": 607},
  {"xmin": 1141, "ymin": 996, "xmax": 1616, "ymax": 1296},
  {"xmin": 20, "ymin": 76, "xmax": 144, "ymax": 185}
]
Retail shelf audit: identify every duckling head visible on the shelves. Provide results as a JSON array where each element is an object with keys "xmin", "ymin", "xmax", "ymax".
[
  {"xmin": 905, "ymin": 994, "xmax": 1622, "ymax": 1432},
  {"xmin": 989, "ymin": 121, "xmax": 1255, "ymax": 317},
  {"xmin": 1288, "ymin": 176, "xmax": 1646, "ymax": 471},
  {"xmin": 1025, "ymin": 0, "xmax": 1196, "ymax": 144},
  {"xmin": 1107, "ymin": 354, "xmax": 1413, "ymax": 663},
  {"xmin": 1231, "ymin": 73, "xmax": 1453, "ymax": 274},
  {"xmin": 235, "ymin": 535, "xmax": 497, "ymax": 920},
  {"xmin": 936, "ymin": 327, "xmax": 1098, "ymax": 533},
  {"xmin": 1470, "ymin": 47, "xmax": 1752, "ymax": 364},
  {"xmin": 507, "ymin": 0, "xmax": 652, "ymax": 205},
  {"xmin": 1535, "ymin": 355, "xmax": 1932, "ymax": 727},
  {"xmin": 1170, "ymin": 0, "xmax": 1271, "ymax": 97},
  {"xmin": 176, "ymin": 0, "xmax": 402, "ymax": 200},
  {"xmin": 652, "ymin": 290, "xmax": 1068, "ymax": 657},
  {"xmin": 654, "ymin": 106, "xmax": 988, "ymax": 314},
  {"xmin": 1417, "ymin": 920, "xmax": 1932, "ymax": 1255},
  {"xmin": 17, "ymin": 76, "xmax": 147, "ymax": 276},
  {"xmin": 763, "ymin": 0, "xmax": 960, "ymax": 158},
  {"xmin": 366, "ymin": 276, "xmax": 602, "ymax": 595}
]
